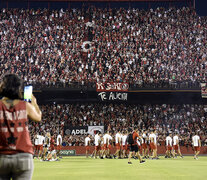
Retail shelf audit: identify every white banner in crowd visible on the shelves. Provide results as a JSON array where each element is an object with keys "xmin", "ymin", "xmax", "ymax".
[
  {"xmin": 88, "ymin": 126, "xmax": 104, "ymax": 135},
  {"xmin": 201, "ymin": 83, "xmax": 207, "ymax": 98}
]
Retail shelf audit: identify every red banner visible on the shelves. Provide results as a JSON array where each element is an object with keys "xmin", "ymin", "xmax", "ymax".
[{"xmin": 96, "ymin": 82, "xmax": 129, "ymax": 92}]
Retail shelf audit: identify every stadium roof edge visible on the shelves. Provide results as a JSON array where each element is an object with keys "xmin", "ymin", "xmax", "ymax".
[{"xmin": 1, "ymin": 0, "xmax": 192, "ymax": 2}]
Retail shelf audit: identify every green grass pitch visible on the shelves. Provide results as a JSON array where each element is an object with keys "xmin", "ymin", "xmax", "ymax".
[{"xmin": 33, "ymin": 156, "xmax": 207, "ymax": 180}]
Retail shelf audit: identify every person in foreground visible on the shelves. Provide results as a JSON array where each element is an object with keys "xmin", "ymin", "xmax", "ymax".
[{"xmin": 0, "ymin": 74, "xmax": 42, "ymax": 180}]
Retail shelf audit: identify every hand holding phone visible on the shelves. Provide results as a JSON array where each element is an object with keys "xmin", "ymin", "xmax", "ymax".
[{"xmin": 24, "ymin": 86, "xmax": 33, "ymax": 102}]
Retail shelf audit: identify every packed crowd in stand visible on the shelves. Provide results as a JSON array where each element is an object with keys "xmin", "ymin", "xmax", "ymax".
[
  {"xmin": 0, "ymin": 7, "xmax": 206, "ymax": 89},
  {"xmin": 29, "ymin": 103, "xmax": 207, "ymax": 147}
]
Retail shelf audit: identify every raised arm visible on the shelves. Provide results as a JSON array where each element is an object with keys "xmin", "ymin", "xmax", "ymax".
[{"xmin": 26, "ymin": 95, "xmax": 42, "ymax": 122}]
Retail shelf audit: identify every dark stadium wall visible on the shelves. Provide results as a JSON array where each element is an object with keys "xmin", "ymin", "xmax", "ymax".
[
  {"xmin": 32, "ymin": 89, "xmax": 207, "ymax": 105},
  {"xmin": 0, "ymin": 0, "xmax": 195, "ymax": 10},
  {"xmin": 195, "ymin": 0, "xmax": 207, "ymax": 16}
]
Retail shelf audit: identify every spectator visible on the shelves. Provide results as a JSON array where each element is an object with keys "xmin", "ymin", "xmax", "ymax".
[
  {"xmin": 30, "ymin": 103, "xmax": 207, "ymax": 147},
  {"xmin": 0, "ymin": 7, "xmax": 206, "ymax": 89}
]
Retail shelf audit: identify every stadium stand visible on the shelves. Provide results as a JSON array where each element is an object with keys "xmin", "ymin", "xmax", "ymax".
[
  {"xmin": 30, "ymin": 103, "xmax": 207, "ymax": 147},
  {"xmin": 0, "ymin": 7, "xmax": 206, "ymax": 89}
]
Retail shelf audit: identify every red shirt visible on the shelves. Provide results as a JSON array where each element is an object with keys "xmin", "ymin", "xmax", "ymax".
[
  {"xmin": 133, "ymin": 132, "xmax": 139, "ymax": 145},
  {"xmin": 0, "ymin": 100, "xmax": 33, "ymax": 155},
  {"xmin": 50, "ymin": 137, "xmax": 55, "ymax": 151}
]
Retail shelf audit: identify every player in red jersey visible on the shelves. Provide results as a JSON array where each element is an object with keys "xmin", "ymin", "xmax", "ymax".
[
  {"xmin": 47, "ymin": 134, "xmax": 58, "ymax": 161},
  {"xmin": 128, "ymin": 127, "xmax": 145, "ymax": 164}
]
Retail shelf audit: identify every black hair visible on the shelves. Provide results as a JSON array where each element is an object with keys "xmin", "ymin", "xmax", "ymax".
[{"xmin": 0, "ymin": 74, "xmax": 22, "ymax": 100}]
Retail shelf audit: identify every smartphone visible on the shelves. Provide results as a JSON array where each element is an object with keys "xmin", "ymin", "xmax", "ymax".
[{"xmin": 24, "ymin": 85, "xmax": 33, "ymax": 102}]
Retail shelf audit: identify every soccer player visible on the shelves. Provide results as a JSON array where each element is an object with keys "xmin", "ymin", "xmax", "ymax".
[
  {"xmin": 85, "ymin": 134, "xmax": 91, "ymax": 158},
  {"xmin": 94, "ymin": 131, "xmax": 101, "ymax": 159},
  {"xmin": 38, "ymin": 133, "xmax": 44, "ymax": 159},
  {"xmin": 56, "ymin": 133, "xmax": 62, "ymax": 158},
  {"xmin": 128, "ymin": 127, "xmax": 145, "ymax": 164},
  {"xmin": 142, "ymin": 130, "xmax": 148, "ymax": 158},
  {"xmin": 114, "ymin": 129, "xmax": 122, "ymax": 159},
  {"xmin": 149, "ymin": 129, "xmax": 158, "ymax": 159},
  {"xmin": 102, "ymin": 131, "xmax": 110, "ymax": 158},
  {"xmin": 165, "ymin": 133, "xmax": 173, "ymax": 158},
  {"xmin": 100, "ymin": 133, "xmax": 105, "ymax": 159},
  {"xmin": 173, "ymin": 132, "xmax": 183, "ymax": 158},
  {"xmin": 34, "ymin": 133, "xmax": 40, "ymax": 157},
  {"xmin": 47, "ymin": 134, "xmax": 58, "ymax": 161},
  {"xmin": 192, "ymin": 132, "xmax": 201, "ymax": 160},
  {"xmin": 107, "ymin": 131, "xmax": 113, "ymax": 158},
  {"xmin": 121, "ymin": 130, "xmax": 128, "ymax": 158},
  {"xmin": 42, "ymin": 132, "xmax": 51, "ymax": 161}
]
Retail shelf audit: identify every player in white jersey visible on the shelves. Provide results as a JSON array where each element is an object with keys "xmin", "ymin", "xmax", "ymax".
[
  {"xmin": 56, "ymin": 134, "xmax": 62, "ymax": 158},
  {"xmin": 100, "ymin": 133, "xmax": 105, "ymax": 159},
  {"xmin": 34, "ymin": 133, "xmax": 40, "ymax": 157},
  {"xmin": 94, "ymin": 131, "xmax": 101, "ymax": 158},
  {"xmin": 114, "ymin": 129, "xmax": 122, "ymax": 159},
  {"xmin": 165, "ymin": 133, "xmax": 173, "ymax": 158},
  {"xmin": 107, "ymin": 132, "xmax": 113, "ymax": 158},
  {"xmin": 192, "ymin": 132, "xmax": 201, "ymax": 160},
  {"xmin": 85, "ymin": 134, "xmax": 91, "ymax": 158},
  {"xmin": 149, "ymin": 130, "xmax": 158, "ymax": 159},
  {"xmin": 38, "ymin": 134, "xmax": 45, "ymax": 159},
  {"xmin": 173, "ymin": 133, "xmax": 183, "ymax": 158},
  {"xmin": 121, "ymin": 131, "xmax": 128, "ymax": 158},
  {"xmin": 102, "ymin": 131, "xmax": 111, "ymax": 158},
  {"xmin": 142, "ymin": 130, "xmax": 148, "ymax": 158}
]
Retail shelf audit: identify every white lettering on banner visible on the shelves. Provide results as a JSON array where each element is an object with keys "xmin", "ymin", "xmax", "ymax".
[
  {"xmin": 98, "ymin": 92, "xmax": 107, "ymax": 101},
  {"xmin": 96, "ymin": 82, "xmax": 129, "ymax": 92},
  {"xmin": 71, "ymin": 129, "xmax": 87, "ymax": 135},
  {"xmin": 96, "ymin": 83, "xmax": 105, "ymax": 90},
  {"xmin": 114, "ymin": 83, "xmax": 121, "ymax": 91},
  {"xmin": 98, "ymin": 92, "xmax": 128, "ymax": 101},
  {"xmin": 106, "ymin": 83, "xmax": 112, "ymax": 90}
]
